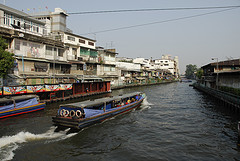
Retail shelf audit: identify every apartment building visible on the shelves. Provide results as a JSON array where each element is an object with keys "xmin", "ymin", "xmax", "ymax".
[
  {"xmin": 32, "ymin": 8, "xmax": 100, "ymax": 81},
  {"xmin": 0, "ymin": 4, "xmax": 69, "ymax": 85},
  {"xmin": 155, "ymin": 55, "xmax": 180, "ymax": 78},
  {"xmin": 97, "ymin": 47, "xmax": 119, "ymax": 85}
]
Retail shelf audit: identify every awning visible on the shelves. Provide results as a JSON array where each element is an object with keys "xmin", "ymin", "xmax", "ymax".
[
  {"xmin": 49, "ymin": 60, "xmax": 71, "ymax": 65},
  {"xmin": 69, "ymin": 61, "xmax": 85, "ymax": 64},
  {"xmin": 34, "ymin": 62, "xmax": 48, "ymax": 70}
]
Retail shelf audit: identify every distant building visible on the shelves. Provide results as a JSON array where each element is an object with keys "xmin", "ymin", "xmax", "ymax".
[
  {"xmin": 154, "ymin": 55, "xmax": 180, "ymax": 78},
  {"xmin": 133, "ymin": 55, "xmax": 180, "ymax": 78},
  {"xmin": 116, "ymin": 61, "xmax": 141, "ymax": 84}
]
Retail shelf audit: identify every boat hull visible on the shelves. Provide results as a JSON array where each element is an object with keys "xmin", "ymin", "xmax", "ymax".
[
  {"xmin": 52, "ymin": 97, "xmax": 144, "ymax": 130},
  {"xmin": 0, "ymin": 103, "xmax": 46, "ymax": 119}
]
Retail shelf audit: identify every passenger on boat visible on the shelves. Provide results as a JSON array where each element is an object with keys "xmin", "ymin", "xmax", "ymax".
[
  {"xmin": 135, "ymin": 95, "xmax": 139, "ymax": 100},
  {"xmin": 131, "ymin": 98, "xmax": 136, "ymax": 102},
  {"xmin": 127, "ymin": 99, "xmax": 131, "ymax": 104}
]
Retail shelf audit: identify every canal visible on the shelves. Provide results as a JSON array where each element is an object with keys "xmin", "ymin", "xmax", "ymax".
[{"xmin": 0, "ymin": 82, "xmax": 240, "ymax": 160}]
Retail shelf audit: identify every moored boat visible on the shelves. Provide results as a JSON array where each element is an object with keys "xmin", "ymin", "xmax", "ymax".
[
  {"xmin": 0, "ymin": 95, "xmax": 46, "ymax": 119},
  {"xmin": 52, "ymin": 92, "xmax": 145, "ymax": 130}
]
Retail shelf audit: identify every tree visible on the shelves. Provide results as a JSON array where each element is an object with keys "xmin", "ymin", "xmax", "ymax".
[
  {"xmin": 0, "ymin": 37, "xmax": 15, "ymax": 78},
  {"xmin": 185, "ymin": 64, "xmax": 197, "ymax": 79},
  {"xmin": 196, "ymin": 68, "xmax": 203, "ymax": 80}
]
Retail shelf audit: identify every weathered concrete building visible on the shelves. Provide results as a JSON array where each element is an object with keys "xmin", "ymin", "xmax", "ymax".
[
  {"xmin": 0, "ymin": 4, "xmax": 67, "ymax": 85},
  {"xmin": 201, "ymin": 59, "xmax": 240, "ymax": 89},
  {"xmin": 32, "ymin": 8, "xmax": 98, "ymax": 81},
  {"xmin": 97, "ymin": 47, "xmax": 119, "ymax": 85}
]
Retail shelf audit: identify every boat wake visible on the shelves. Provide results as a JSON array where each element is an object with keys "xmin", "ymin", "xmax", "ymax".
[
  {"xmin": 140, "ymin": 96, "xmax": 153, "ymax": 111},
  {"xmin": 0, "ymin": 126, "xmax": 77, "ymax": 161}
]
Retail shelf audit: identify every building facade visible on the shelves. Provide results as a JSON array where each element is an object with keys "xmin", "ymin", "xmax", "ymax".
[{"xmin": 0, "ymin": 4, "xmax": 181, "ymax": 86}]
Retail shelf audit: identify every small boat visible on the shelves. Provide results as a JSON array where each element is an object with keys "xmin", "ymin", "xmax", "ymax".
[
  {"xmin": 180, "ymin": 79, "xmax": 192, "ymax": 83},
  {"xmin": 0, "ymin": 95, "xmax": 46, "ymax": 119},
  {"xmin": 52, "ymin": 92, "xmax": 145, "ymax": 130}
]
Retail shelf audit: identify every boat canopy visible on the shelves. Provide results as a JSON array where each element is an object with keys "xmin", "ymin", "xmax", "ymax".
[
  {"xmin": 0, "ymin": 95, "xmax": 38, "ymax": 104},
  {"xmin": 60, "ymin": 92, "xmax": 143, "ymax": 109}
]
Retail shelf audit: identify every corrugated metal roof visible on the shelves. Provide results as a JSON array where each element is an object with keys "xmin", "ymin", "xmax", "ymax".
[{"xmin": 0, "ymin": 4, "xmax": 45, "ymax": 25}]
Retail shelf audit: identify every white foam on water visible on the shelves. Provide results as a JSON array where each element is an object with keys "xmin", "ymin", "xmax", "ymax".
[
  {"xmin": 140, "ymin": 96, "xmax": 153, "ymax": 111},
  {"xmin": 0, "ymin": 126, "xmax": 77, "ymax": 161}
]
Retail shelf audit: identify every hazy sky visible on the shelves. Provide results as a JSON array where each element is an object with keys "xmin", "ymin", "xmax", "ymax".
[{"xmin": 3, "ymin": 0, "xmax": 240, "ymax": 74}]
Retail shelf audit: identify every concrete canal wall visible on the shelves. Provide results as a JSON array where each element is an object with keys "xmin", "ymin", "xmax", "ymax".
[
  {"xmin": 111, "ymin": 80, "xmax": 178, "ymax": 90},
  {"xmin": 193, "ymin": 83, "xmax": 240, "ymax": 113}
]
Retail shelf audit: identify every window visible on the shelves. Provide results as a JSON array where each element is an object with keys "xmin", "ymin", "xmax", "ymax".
[
  {"xmin": 79, "ymin": 39, "xmax": 85, "ymax": 44},
  {"xmin": 58, "ymin": 49, "xmax": 64, "ymax": 57},
  {"xmin": 111, "ymin": 67, "xmax": 115, "ymax": 71},
  {"xmin": 46, "ymin": 46, "xmax": 53, "ymax": 55},
  {"xmin": 23, "ymin": 41, "xmax": 28, "ymax": 46},
  {"xmin": 15, "ymin": 39, "xmax": 20, "ymax": 50},
  {"xmin": 77, "ymin": 64, "xmax": 83, "ymax": 70},
  {"xmin": 67, "ymin": 36, "xmax": 75, "ymax": 41},
  {"xmin": 4, "ymin": 13, "xmax": 10, "ymax": 26},
  {"xmin": 80, "ymin": 48, "xmax": 90, "ymax": 56},
  {"xmin": 43, "ymin": 29, "xmax": 47, "ymax": 35},
  {"xmin": 34, "ymin": 62, "xmax": 48, "ymax": 72},
  {"xmin": 90, "ymin": 50, "xmax": 98, "ymax": 57},
  {"xmin": 88, "ymin": 41, "xmax": 94, "ymax": 46},
  {"xmin": 24, "ymin": 23, "xmax": 30, "ymax": 30},
  {"xmin": 104, "ymin": 66, "xmax": 110, "ymax": 71},
  {"xmin": 72, "ymin": 48, "xmax": 77, "ymax": 59}
]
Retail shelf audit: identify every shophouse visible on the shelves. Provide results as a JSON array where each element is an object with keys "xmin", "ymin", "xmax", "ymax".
[
  {"xmin": 201, "ymin": 59, "xmax": 240, "ymax": 89},
  {"xmin": 97, "ymin": 47, "xmax": 119, "ymax": 85},
  {"xmin": 31, "ymin": 8, "xmax": 99, "ymax": 82},
  {"xmin": 154, "ymin": 55, "xmax": 180, "ymax": 78},
  {"xmin": 0, "ymin": 4, "xmax": 66, "ymax": 85},
  {"xmin": 116, "ymin": 61, "xmax": 141, "ymax": 84}
]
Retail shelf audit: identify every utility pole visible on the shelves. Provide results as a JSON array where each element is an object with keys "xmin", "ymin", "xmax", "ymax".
[{"xmin": 212, "ymin": 58, "xmax": 219, "ymax": 90}]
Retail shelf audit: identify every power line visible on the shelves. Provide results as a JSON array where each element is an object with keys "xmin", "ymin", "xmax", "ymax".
[
  {"xmin": 80, "ymin": 7, "xmax": 239, "ymax": 35},
  {"xmin": 68, "ymin": 5, "xmax": 240, "ymax": 15}
]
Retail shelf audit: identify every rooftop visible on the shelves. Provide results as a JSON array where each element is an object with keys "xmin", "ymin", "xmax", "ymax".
[{"xmin": 0, "ymin": 4, "xmax": 45, "ymax": 25}]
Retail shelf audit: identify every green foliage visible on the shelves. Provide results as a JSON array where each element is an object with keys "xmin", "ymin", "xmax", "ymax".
[
  {"xmin": 196, "ymin": 68, "xmax": 203, "ymax": 79},
  {"xmin": 185, "ymin": 64, "xmax": 197, "ymax": 79},
  {"xmin": 219, "ymin": 86, "xmax": 240, "ymax": 96},
  {"xmin": 0, "ymin": 37, "xmax": 15, "ymax": 78},
  {"xmin": 0, "ymin": 36, "xmax": 8, "ymax": 50}
]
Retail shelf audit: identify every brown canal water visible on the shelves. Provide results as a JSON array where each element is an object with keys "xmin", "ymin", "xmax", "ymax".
[{"xmin": 0, "ymin": 82, "xmax": 240, "ymax": 161}]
